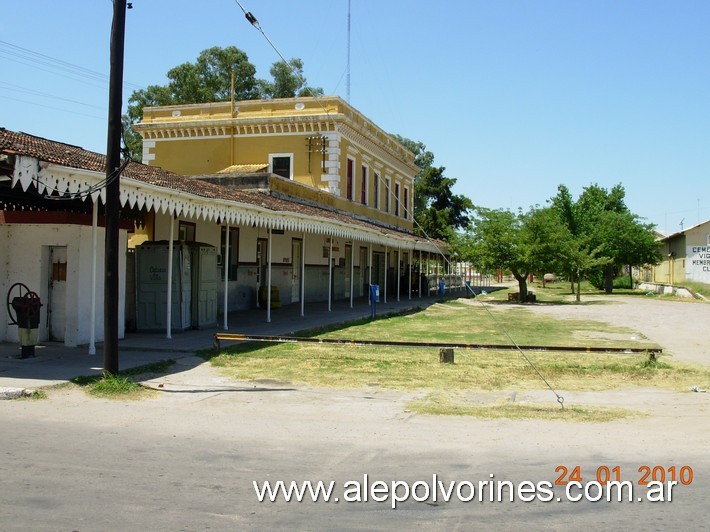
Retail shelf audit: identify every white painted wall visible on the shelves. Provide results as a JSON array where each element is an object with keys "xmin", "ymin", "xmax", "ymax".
[
  {"xmin": 0, "ymin": 225, "xmax": 9, "ymax": 336},
  {"xmin": 0, "ymin": 223, "xmax": 126, "ymax": 346},
  {"xmin": 684, "ymin": 223, "xmax": 710, "ymax": 284},
  {"xmin": 147, "ymin": 211, "xmax": 414, "ymax": 312}
]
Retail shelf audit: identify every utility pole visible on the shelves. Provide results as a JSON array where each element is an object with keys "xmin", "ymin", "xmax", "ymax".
[{"xmin": 104, "ymin": 0, "xmax": 128, "ymax": 375}]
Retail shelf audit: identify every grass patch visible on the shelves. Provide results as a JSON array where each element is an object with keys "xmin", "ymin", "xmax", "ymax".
[
  {"xmin": 314, "ymin": 300, "xmax": 655, "ymax": 350},
  {"xmin": 87, "ymin": 374, "xmax": 144, "ymax": 398},
  {"xmin": 211, "ymin": 301, "xmax": 706, "ymax": 392},
  {"xmin": 407, "ymin": 392, "xmax": 643, "ymax": 422},
  {"xmin": 213, "ymin": 341, "xmax": 707, "ymax": 392},
  {"xmin": 70, "ymin": 359, "xmax": 176, "ymax": 399},
  {"xmin": 682, "ymin": 281, "xmax": 710, "ymax": 298}
]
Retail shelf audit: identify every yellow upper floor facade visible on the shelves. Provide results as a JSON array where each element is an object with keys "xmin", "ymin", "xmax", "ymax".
[{"xmin": 135, "ymin": 96, "xmax": 418, "ymax": 232}]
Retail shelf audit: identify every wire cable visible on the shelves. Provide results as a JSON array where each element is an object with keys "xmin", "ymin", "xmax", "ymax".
[
  {"xmin": 40, "ymin": 159, "xmax": 131, "ymax": 201},
  {"xmin": 377, "ymin": 173, "xmax": 566, "ymax": 409},
  {"xmin": 0, "ymin": 39, "xmax": 144, "ymax": 91},
  {"xmin": 234, "ymin": 0, "xmax": 564, "ymax": 408},
  {"xmin": 231, "ymin": 0, "xmax": 336, "ymax": 130},
  {"xmin": 0, "ymin": 81, "xmax": 106, "ymax": 111}
]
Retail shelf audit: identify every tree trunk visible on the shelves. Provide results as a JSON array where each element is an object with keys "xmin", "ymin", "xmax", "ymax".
[
  {"xmin": 514, "ymin": 273, "xmax": 528, "ymax": 303},
  {"xmin": 604, "ymin": 265, "xmax": 614, "ymax": 294},
  {"xmin": 628, "ymin": 265, "xmax": 633, "ymax": 290},
  {"xmin": 576, "ymin": 276, "xmax": 581, "ymax": 302}
]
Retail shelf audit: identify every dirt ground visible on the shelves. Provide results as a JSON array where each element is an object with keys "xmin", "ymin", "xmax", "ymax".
[
  {"xmin": 2, "ymin": 295, "xmax": 709, "ymax": 529},
  {"xmin": 519, "ymin": 295, "xmax": 710, "ymax": 366}
]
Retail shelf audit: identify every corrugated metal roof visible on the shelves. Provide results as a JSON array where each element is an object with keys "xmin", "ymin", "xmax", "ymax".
[{"xmin": 217, "ymin": 164, "xmax": 269, "ymax": 173}]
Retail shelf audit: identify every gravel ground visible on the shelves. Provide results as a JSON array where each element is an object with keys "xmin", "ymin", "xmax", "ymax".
[{"xmin": 522, "ymin": 295, "xmax": 710, "ymax": 366}]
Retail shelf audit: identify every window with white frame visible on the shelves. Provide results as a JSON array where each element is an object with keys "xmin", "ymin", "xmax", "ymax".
[{"xmin": 269, "ymin": 153, "xmax": 293, "ymax": 179}]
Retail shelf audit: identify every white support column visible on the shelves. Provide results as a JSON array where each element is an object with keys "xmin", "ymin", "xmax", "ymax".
[
  {"xmin": 368, "ymin": 244, "xmax": 372, "ymax": 285},
  {"xmin": 88, "ymin": 200, "xmax": 98, "ymax": 355},
  {"xmin": 396, "ymin": 247, "xmax": 401, "ymax": 302},
  {"xmin": 349, "ymin": 242, "xmax": 354, "ymax": 309},
  {"xmin": 300, "ymin": 232, "xmax": 305, "ymax": 317},
  {"xmin": 418, "ymin": 249, "xmax": 422, "ymax": 299},
  {"xmin": 408, "ymin": 253, "xmax": 412, "ymax": 300},
  {"xmin": 367, "ymin": 244, "xmax": 375, "ymax": 306},
  {"xmin": 328, "ymin": 236, "xmax": 333, "ymax": 312},
  {"xmin": 166, "ymin": 219, "xmax": 174, "ymax": 339},
  {"xmin": 267, "ymin": 228, "xmax": 272, "ymax": 323},
  {"xmin": 223, "ymin": 224, "xmax": 230, "ymax": 330},
  {"xmin": 383, "ymin": 246, "xmax": 388, "ymax": 304}
]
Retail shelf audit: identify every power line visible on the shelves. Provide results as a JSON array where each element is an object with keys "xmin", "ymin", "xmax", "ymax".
[
  {"xmin": 232, "ymin": 1, "xmax": 294, "ymax": 70},
  {"xmin": 0, "ymin": 39, "xmax": 144, "ymax": 91},
  {"xmin": 0, "ymin": 95, "xmax": 105, "ymax": 121},
  {"xmin": 379, "ymin": 173, "xmax": 566, "ymax": 409},
  {"xmin": 0, "ymin": 81, "xmax": 106, "ymax": 111},
  {"xmin": 40, "ymin": 159, "xmax": 130, "ymax": 201},
  {"xmin": 231, "ymin": 0, "xmax": 564, "ymax": 408},
  {"xmin": 230, "ymin": 1, "xmax": 338, "ymax": 132}
]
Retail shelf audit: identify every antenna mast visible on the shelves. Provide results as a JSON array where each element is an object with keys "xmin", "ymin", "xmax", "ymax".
[{"xmin": 346, "ymin": 0, "xmax": 351, "ymax": 103}]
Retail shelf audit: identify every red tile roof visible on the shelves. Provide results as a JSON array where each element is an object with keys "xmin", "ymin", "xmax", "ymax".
[{"xmin": 0, "ymin": 128, "xmax": 428, "ymax": 243}]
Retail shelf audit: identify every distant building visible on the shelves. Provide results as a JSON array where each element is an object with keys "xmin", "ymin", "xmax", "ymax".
[{"xmin": 653, "ymin": 219, "xmax": 710, "ymax": 285}]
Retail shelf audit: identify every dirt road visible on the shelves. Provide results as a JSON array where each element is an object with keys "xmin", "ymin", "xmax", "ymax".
[
  {"xmin": 1, "ymin": 295, "xmax": 708, "ymax": 530},
  {"xmin": 526, "ymin": 295, "xmax": 709, "ymax": 366}
]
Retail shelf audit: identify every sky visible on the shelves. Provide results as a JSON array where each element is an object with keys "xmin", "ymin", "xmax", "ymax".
[{"xmin": 1, "ymin": 0, "xmax": 708, "ymax": 235}]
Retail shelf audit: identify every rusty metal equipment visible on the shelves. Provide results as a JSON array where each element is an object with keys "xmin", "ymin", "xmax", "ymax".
[{"xmin": 6, "ymin": 282, "xmax": 42, "ymax": 359}]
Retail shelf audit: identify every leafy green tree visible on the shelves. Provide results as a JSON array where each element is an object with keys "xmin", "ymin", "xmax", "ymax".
[
  {"xmin": 470, "ymin": 206, "xmax": 571, "ymax": 301},
  {"xmin": 550, "ymin": 183, "xmax": 661, "ymax": 294},
  {"xmin": 259, "ymin": 58, "xmax": 324, "ymax": 98},
  {"xmin": 390, "ymin": 136, "xmax": 434, "ymax": 172},
  {"xmin": 523, "ymin": 206, "xmax": 575, "ymax": 283},
  {"xmin": 168, "ymin": 46, "xmax": 261, "ymax": 103},
  {"xmin": 122, "ymin": 84, "xmax": 173, "ymax": 161},
  {"xmin": 471, "ymin": 208, "xmax": 530, "ymax": 299},
  {"xmin": 392, "ymin": 135, "xmax": 472, "ymax": 241},
  {"xmin": 562, "ymin": 239, "xmax": 609, "ymax": 302},
  {"xmin": 122, "ymin": 47, "xmax": 321, "ymax": 161}
]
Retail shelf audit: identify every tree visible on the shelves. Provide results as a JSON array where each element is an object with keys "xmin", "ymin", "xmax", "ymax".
[
  {"xmin": 259, "ymin": 58, "xmax": 324, "ymax": 99},
  {"xmin": 470, "ymin": 206, "xmax": 571, "ymax": 301},
  {"xmin": 122, "ymin": 47, "xmax": 322, "ymax": 161},
  {"xmin": 549, "ymin": 183, "xmax": 662, "ymax": 294},
  {"xmin": 392, "ymin": 135, "xmax": 472, "ymax": 241},
  {"xmin": 523, "ymin": 206, "xmax": 575, "ymax": 282},
  {"xmin": 168, "ymin": 46, "xmax": 261, "ymax": 103},
  {"xmin": 471, "ymin": 208, "xmax": 530, "ymax": 299},
  {"xmin": 561, "ymin": 239, "xmax": 609, "ymax": 302}
]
